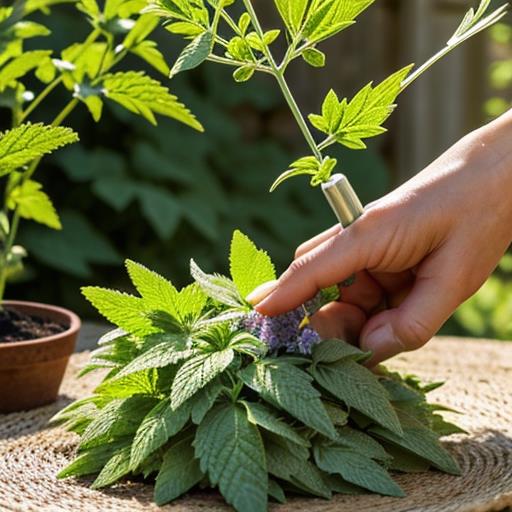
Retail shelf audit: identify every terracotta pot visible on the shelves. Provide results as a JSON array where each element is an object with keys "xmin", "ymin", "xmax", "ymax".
[{"xmin": 0, "ymin": 301, "xmax": 80, "ymax": 413}]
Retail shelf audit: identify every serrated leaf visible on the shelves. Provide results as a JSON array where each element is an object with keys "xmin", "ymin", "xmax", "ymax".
[
  {"xmin": 240, "ymin": 360, "xmax": 337, "ymax": 439},
  {"xmin": 7, "ymin": 180, "xmax": 61, "ymax": 229},
  {"xmin": 241, "ymin": 400, "xmax": 310, "ymax": 447},
  {"xmin": 80, "ymin": 396, "xmax": 157, "ymax": 450},
  {"xmin": 195, "ymin": 403, "xmax": 268, "ymax": 512},
  {"xmin": 113, "ymin": 342, "xmax": 194, "ymax": 380},
  {"xmin": 155, "ymin": 437, "xmax": 203, "ymax": 505},
  {"xmin": 171, "ymin": 349, "xmax": 234, "ymax": 409},
  {"xmin": 188, "ymin": 378, "xmax": 224, "ymax": 424},
  {"xmin": 57, "ymin": 438, "xmax": 132, "ymax": 479},
  {"xmin": 314, "ymin": 445, "xmax": 404, "ymax": 497},
  {"xmin": 0, "ymin": 123, "xmax": 78, "ymax": 175},
  {"xmin": 190, "ymin": 259, "xmax": 244, "ymax": 308},
  {"xmin": 102, "ymin": 71, "xmax": 203, "ymax": 131},
  {"xmin": 270, "ymin": 155, "xmax": 320, "ymax": 192},
  {"xmin": 229, "ymin": 230, "xmax": 276, "ymax": 298},
  {"xmin": 95, "ymin": 371, "xmax": 158, "ymax": 398},
  {"xmin": 311, "ymin": 359, "xmax": 402, "ymax": 435},
  {"xmin": 125, "ymin": 259, "xmax": 179, "ymax": 311},
  {"xmin": 130, "ymin": 398, "xmax": 190, "ymax": 470},
  {"xmin": 170, "ymin": 30, "xmax": 212, "ymax": 77},
  {"xmin": 265, "ymin": 435, "xmax": 331, "ymax": 498},
  {"xmin": 82, "ymin": 286, "xmax": 157, "ymax": 336},
  {"xmin": 369, "ymin": 425, "xmax": 461, "ymax": 475},
  {"xmin": 335, "ymin": 427, "xmax": 391, "ymax": 461},
  {"xmin": 0, "ymin": 50, "xmax": 52, "ymax": 91},
  {"xmin": 92, "ymin": 445, "xmax": 132, "ymax": 489},
  {"xmin": 312, "ymin": 339, "xmax": 370, "ymax": 365}
]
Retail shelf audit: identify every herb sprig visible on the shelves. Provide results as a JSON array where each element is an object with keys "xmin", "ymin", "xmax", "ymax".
[
  {"xmin": 148, "ymin": 0, "xmax": 508, "ymax": 192},
  {"xmin": 55, "ymin": 230, "xmax": 465, "ymax": 510}
]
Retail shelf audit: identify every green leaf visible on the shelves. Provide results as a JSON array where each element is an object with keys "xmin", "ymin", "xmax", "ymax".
[
  {"xmin": 165, "ymin": 21, "xmax": 204, "ymax": 38},
  {"xmin": 112, "ymin": 342, "xmax": 194, "ymax": 380},
  {"xmin": 0, "ymin": 123, "xmax": 78, "ymax": 176},
  {"xmin": 369, "ymin": 425, "xmax": 461, "ymax": 475},
  {"xmin": 302, "ymin": 47, "xmax": 325, "ymax": 67},
  {"xmin": 132, "ymin": 40, "xmax": 170, "ymax": 76},
  {"xmin": 91, "ymin": 445, "xmax": 132, "ymax": 489},
  {"xmin": 82, "ymin": 286, "xmax": 157, "ymax": 336},
  {"xmin": 241, "ymin": 400, "xmax": 310, "ymax": 447},
  {"xmin": 268, "ymin": 479, "xmax": 286, "ymax": 503},
  {"xmin": 57, "ymin": 438, "xmax": 131, "ymax": 479},
  {"xmin": 233, "ymin": 65, "xmax": 255, "ymax": 83},
  {"xmin": 270, "ymin": 155, "xmax": 325, "ymax": 192},
  {"xmin": 155, "ymin": 437, "xmax": 203, "ymax": 505},
  {"xmin": 188, "ymin": 378, "xmax": 224, "ymax": 424},
  {"xmin": 190, "ymin": 259, "xmax": 244, "ymax": 308},
  {"xmin": 311, "ymin": 359, "xmax": 403, "ymax": 435},
  {"xmin": 335, "ymin": 427, "xmax": 391, "ymax": 461},
  {"xmin": 130, "ymin": 398, "xmax": 190, "ymax": 470},
  {"xmin": 273, "ymin": 0, "xmax": 308, "ymax": 34},
  {"xmin": 195, "ymin": 403, "xmax": 268, "ymax": 512},
  {"xmin": 7, "ymin": 180, "xmax": 61, "ymax": 229},
  {"xmin": 171, "ymin": 349, "xmax": 234, "ymax": 409},
  {"xmin": 229, "ymin": 230, "xmax": 276, "ymax": 298},
  {"xmin": 314, "ymin": 445, "xmax": 404, "ymax": 497},
  {"xmin": 125, "ymin": 259, "xmax": 179, "ymax": 312},
  {"xmin": 170, "ymin": 30, "xmax": 212, "ymax": 78},
  {"xmin": 0, "ymin": 50, "xmax": 52, "ymax": 91},
  {"xmin": 240, "ymin": 360, "xmax": 337, "ymax": 439},
  {"xmin": 102, "ymin": 71, "xmax": 203, "ymax": 131},
  {"xmin": 80, "ymin": 396, "xmax": 157, "ymax": 450},
  {"xmin": 94, "ymin": 370, "xmax": 158, "ymax": 398},
  {"xmin": 264, "ymin": 435, "xmax": 331, "ymax": 498},
  {"xmin": 312, "ymin": 339, "xmax": 370, "ymax": 365}
]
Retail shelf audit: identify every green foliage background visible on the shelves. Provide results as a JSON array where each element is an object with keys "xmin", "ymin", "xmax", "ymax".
[{"xmin": 5, "ymin": 3, "xmax": 390, "ymax": 315}]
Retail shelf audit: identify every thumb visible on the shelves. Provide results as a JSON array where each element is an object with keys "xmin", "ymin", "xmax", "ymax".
[
  {"xmin": 254, "ymin": 222, "xmax": 372, "ymax": 316},
  {"xmin": 360, "ymin": 272, "xmax": 462, "ymax": 365}
]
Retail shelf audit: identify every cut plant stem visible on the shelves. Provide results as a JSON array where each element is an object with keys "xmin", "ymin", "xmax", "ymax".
[{"xmin": 241, "ymin": 0, "xmax": 323, "ymax": 163}]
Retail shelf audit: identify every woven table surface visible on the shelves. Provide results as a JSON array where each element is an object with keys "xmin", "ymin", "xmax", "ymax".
[{"xmin": 0, "ymin": 337, "xmax": 511, "ymax": 512}]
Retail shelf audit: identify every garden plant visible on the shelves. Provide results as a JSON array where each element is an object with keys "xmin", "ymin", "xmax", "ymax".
[
  {"xmin": 0, "ymin": 0, "xmax": 203, "ymax": 311},
  {"xmin": 53, "ymin": 0, "xmax": 509, "ymax": 510}
]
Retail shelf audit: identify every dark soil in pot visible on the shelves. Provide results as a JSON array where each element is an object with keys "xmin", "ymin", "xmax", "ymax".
[
  {"xmin": 0, "ymin": 308, "xmax": 66, "ymax": 343},
  {"xmin": 0, "ymin": 301, "xmax": 80, "ymax": 413}
]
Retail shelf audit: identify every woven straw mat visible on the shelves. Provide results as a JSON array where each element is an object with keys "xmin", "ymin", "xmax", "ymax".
[{"xmin": 0, "ymin": 337, "xmax": 511, "ymax": 512}]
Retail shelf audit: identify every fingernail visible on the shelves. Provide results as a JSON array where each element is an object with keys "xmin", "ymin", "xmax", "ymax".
[
  {"xmin": 362, "ymin": 323, "xmax": 403, "ymax": 364},
  {"xmin": 246, "ymin": 280, "xmax": 279, "ymax": 305}
]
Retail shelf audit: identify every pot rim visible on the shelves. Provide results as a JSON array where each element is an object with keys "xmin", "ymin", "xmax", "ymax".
[{"xmin": 0, "ymin": 300, "xmax": 81, "ymax": 348}]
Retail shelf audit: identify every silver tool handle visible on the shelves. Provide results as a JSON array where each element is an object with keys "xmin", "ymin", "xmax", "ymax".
[{"xmin": 321, "ymin": 173, "xmax": 364, "ymax": 227}]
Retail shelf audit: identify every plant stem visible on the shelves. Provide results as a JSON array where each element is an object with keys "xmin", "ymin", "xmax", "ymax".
[
  {"xmin": 19, "ymin": 76, "xmax": 64, "ymax": 123},
  {"xmin": 207, "ymin": 54, "xmax": 272, "ymax": 74},
  {"xmin": 241, "ymin": 0, "xmax": 322, "ymax": 162}
]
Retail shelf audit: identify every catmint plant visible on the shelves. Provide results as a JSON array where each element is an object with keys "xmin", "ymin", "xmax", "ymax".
[
  {"xmin": 0, "ymin": 0, "xmax": 203, "ymax": 303},
  {"xmin": 55, "ymin": 230, "xmax": 466, "ymax": 510},
  {"xmin": 54, "ymin": 1, "xmax": 507, "ymax": 510}
]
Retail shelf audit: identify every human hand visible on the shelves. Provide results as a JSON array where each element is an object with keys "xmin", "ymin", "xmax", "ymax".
[{"xmin": 248, "ymin": 109, "xmax": 512, "ymax": 365}]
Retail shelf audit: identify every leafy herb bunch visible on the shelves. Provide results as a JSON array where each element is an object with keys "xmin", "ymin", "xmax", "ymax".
[
  {"xmin": 55, "ymin": 231, "xmax": 465, "ymax": 510},
  {"xmin": 149, "ymin": 0, "xmax": 507, "ymax": 193},
  {"xmin": 0, "ymin": 0, "xmax": 203, "ymax": 302}
]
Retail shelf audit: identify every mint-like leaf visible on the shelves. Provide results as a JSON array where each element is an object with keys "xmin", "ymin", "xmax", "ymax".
[
  {"xmin": 311, "ymin": 359, "xmax": 403, "ymax": 435},
  {"xmin": 229, "ymin": 230, "xmax": 276, "ymax": 298},
  {"xmin": 130, "ymin": 398, "xmax": 190, "ymax": 470},
  {"xmin": 314, "ymin": 445, "xmax": 404, "ymax": 497},
  {"xmin": 240, "ymin": 360, "xmax": 337, "ymax": 440},
  {"xmin": 171, "ymin": 349, "xmax": 234, "ymax": 409},
  {"xmin": 155, "ymin": 437, "xmax": 203, "ymax": 505},
  {"xmin": 195, "ymin": 403, "xmax": 268, "ymax": 512}
]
